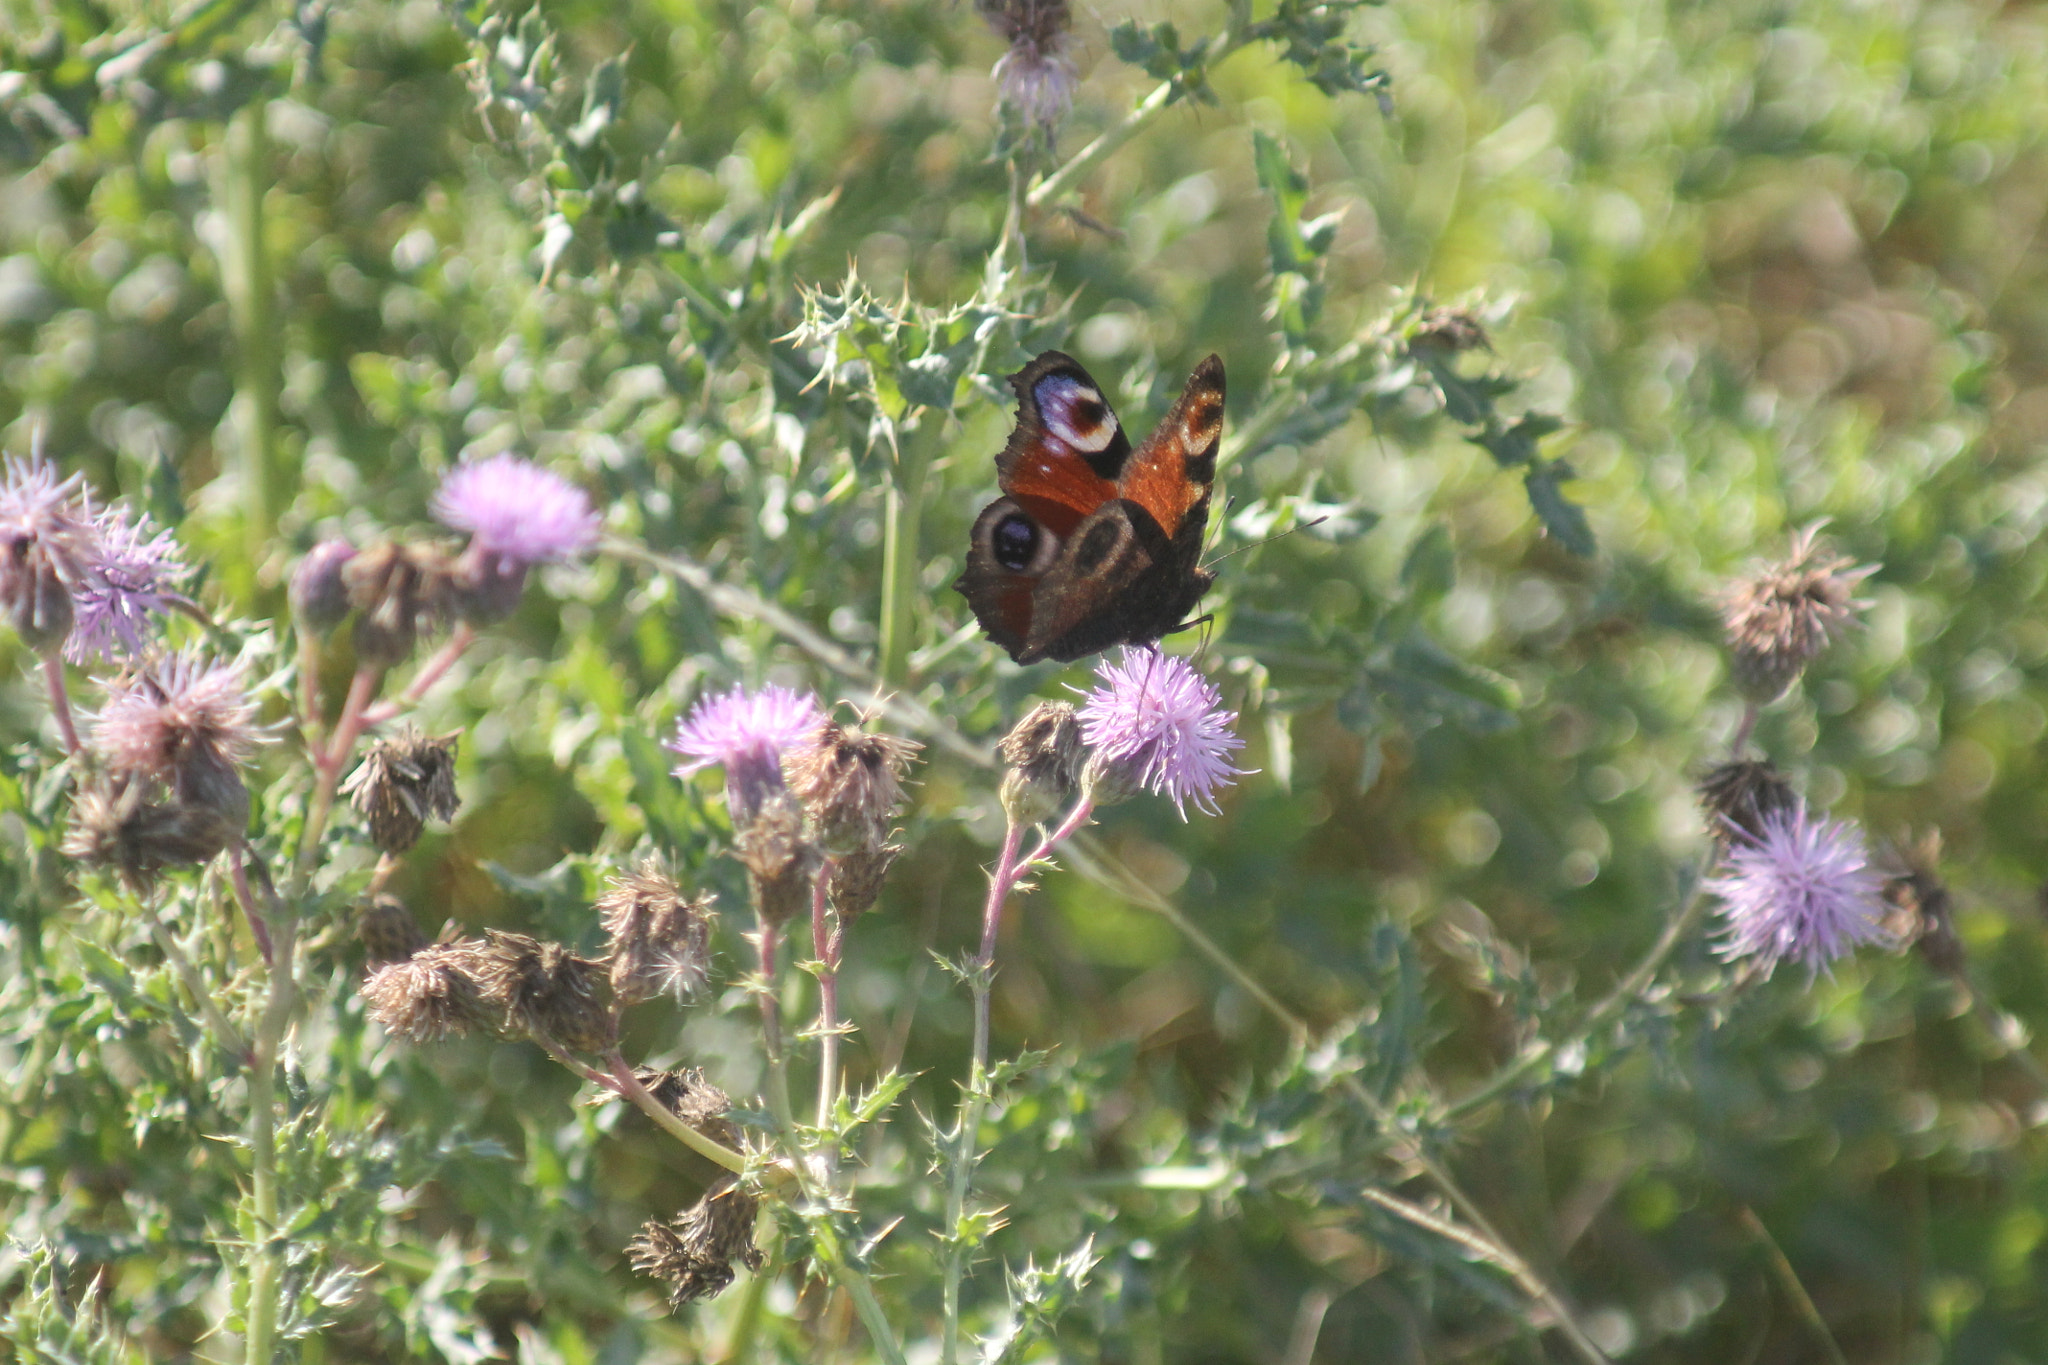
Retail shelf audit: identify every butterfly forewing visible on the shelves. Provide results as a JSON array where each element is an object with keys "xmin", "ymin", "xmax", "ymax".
[{"xmin": 956, "ymin": 349, "xmax": 1225, "ymax": 664}]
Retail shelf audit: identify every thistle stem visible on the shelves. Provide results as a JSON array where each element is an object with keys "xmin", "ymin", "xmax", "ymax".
[
  {"xmin": 40, "ymin": 654, "xmax": 79, "ymax": 754},
  {"xmin": 813, "ymin": 862, "xmax": 843, "ymax": 1134},
  {"xmin": 295, "ymin": 666, "xmax": 379, "ymax": 888},
  {"xmin": 941, "ymin": 796, "xmax": 1094, "ymax": 1365},
  {"xmin": 140, "ymin": 898, "xmax": 249, "ymax": 1060},
  {"xmin": 227, "ymin": 844, "xmax": 273, "ymax": 967},
  {"xmin": 878, "ymin": 424, "xmax": 939, "ymax": 689},
  {"xmin": 361, "ymin": 623, "xmax": 476, "ymax": 726},
  {"xmin": 600, "ymin": 1051, "xmax": 748, "ymax": 1174}
]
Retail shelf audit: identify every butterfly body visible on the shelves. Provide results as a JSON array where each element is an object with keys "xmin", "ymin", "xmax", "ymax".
[{"xmin": 955, "ymin": 351, "xmax": 1224, "ymax": 663}]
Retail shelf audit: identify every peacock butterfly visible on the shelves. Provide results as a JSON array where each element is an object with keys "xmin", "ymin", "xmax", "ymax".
[{"xmin": 954, "ymin": 350, "xmax": 1224, "ymax": 663}]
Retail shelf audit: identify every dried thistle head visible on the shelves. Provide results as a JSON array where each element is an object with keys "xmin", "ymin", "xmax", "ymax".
[
  {"xmin": 1409, "ymin": 307, "xmax": 1491, "ymax": 353},
  {"xmin": 0, "ymin": 458, "xmax": 96, "ymax": 655},
  {"xmin": 362, "ymin": 939, "xmax": 492, "ymax": 1042},
  {"xmin": 343, "ymin": 541, "xmax": 454, "ymax": 669},
  {"xmin": 783, "ymin": 716, "xmax": 920, "ymax": 854},
  {"xmin": 1720, "ymin": 524, "xmax": 1876, "ymax": 704},
  {"xmin": 1696, "ymin": 759, "xmax": 1799, "ymax": 849},
  {"xmin": 61, "ymin": 777, "xmax": 241, "ymax": 888},
  {"xmin": 626, "ymin": 1179, "xmax": 764, "ymax": 1310},
  {"xmin": 732, "ymin": 792, "xmax": 818, "ymax": 929},
  {"xmin": 1882, "ymin": 829, "xmax": 1964, "ymax": 979},
  {"xmin": 598, "ymin": 860, "xmax": 716, "ymax": 1006},
  {"xmin": 632, "ymin": 1067, "xmax": 741, "ymax": 1145},
  {"xmin": 997, "ymin": 700, "xmax": 1084, "ymax": 823},
  {"xmin": 358, "ymin": 893, "xmax": 429, "ymax": 965},
  {"xmin": 472, "ymin": 930, "xmax": 615, "ymax": 1053},
  {"xmin": 827, "ymin": 840, "xmax": 902, "ymax": 923},
  {"xmin": 342, "ymin": 726, "xmax": 461, "ymax": 854}
]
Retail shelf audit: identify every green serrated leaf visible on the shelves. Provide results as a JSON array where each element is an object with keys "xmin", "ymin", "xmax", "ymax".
[{"xmin": 1524, "ymin": 460, "xmax": 1596, "ymax": 556}]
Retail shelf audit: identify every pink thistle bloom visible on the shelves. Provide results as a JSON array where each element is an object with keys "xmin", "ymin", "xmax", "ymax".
[
  {"xmin": 1707, "ymin": 806, "xmax": 1889, "ymax": 976},
  {"xmin": 66, "ymin": 502, "xmax": 191, "ymax": 663},
  {"xmin": 1077, "ymin": 647, "xmax": 1247, "ymax": 818},
  {"xmin": 94, "ymin": 651, "xmax": 262, "ymax": 782},
  {"xmin": 669, "ymin": 684, "xmax": 824, "ymax": 825},
  {"xmin": 431, "ymin": 455, "xmax": 600, "ymax": 569}
]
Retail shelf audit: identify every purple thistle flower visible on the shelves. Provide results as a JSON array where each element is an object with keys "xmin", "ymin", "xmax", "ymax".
[
  {"xmin": 94, "ymin": 651, "xmax": 262, "ymax": 782},
  {"xmin": 431, "ymin": 455, "xmax": 600, "ymax": 570},
  {"xmin": 1707, "ymin": 806, "xmax": 1889, "ymax": 976},
  {"xmin": 1077, "ymin": 647, "xmax": 1247, "ymax": 818},
  {"xmin": 65, "ymin": 502, "xmax": 191, "ymax": 664},
  {"xmin": 669, "ymin": 684, "xmax": 824, "ymax": 825}
]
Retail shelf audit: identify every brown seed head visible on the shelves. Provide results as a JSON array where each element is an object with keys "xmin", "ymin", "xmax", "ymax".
[
  {"xmin": 598, "ymin": 859, "xmax": 716, "ymax": 1006},
  {"xmin": 342, "ymin": 726, "xmax": 462, "ymax": 854},
  {"xmin": 1696, "ymin": 759, "xmax": 1799, "ymax": 849},
  {"xmin": 827, "ymin": 840, "xmax": 902, "ymax": 923},
  {"xmin": 343, "ymin": 541, "xmax": 454, "ymax": 669},
  {"xmin": 997, "ymin": 700, "xmax": 1084, "ymax": 823},
  {"xmin": 473, "ymin": 930, "xmax": 615, "ymax": 1053},
  {"xmin": 732, "ymin": 792, "xmax": 818, "ymax": 928},
  {"xmin": 626, "ymin": 1178, "xmax": 764, "ymax": 1310},
  {"xmin": 62, "ymin": 777, "xmax": 240, "ymax": 888},
  {"xmin": 632, "ymin": 1067, "xmax": 741, "ymax": 1145},
  {"xmin": 783, "ymin": 718, "xmax": 920, "ymax": 855},
  {"xmin": 358, "ymin": 893, "xmax": 429, "ymax": 964},
  {"xmin": 1882, "ymin": 830, "xmax": 1964, "ymax": 979},
  {"xmin": 1721, "ymin": 524, "xmax": 1876, "ymax": 703},
  {"xmin": 362, "ymin": 940, "xmax": 492, "ymax": 1042},
  {"xmin": 1409, "ymin": 308, "xmax": 1491, "ymax": 353}
]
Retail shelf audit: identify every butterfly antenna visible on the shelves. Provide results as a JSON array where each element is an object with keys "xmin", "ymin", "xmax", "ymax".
[{"xmin": 1209, "ymin": 515, "xmax": 1330, "ymax": 565}]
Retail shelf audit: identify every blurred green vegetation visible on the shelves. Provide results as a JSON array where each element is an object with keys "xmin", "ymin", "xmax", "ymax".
[{"xmin": 6, "ymin": 0, "xmax": 2048, "ymax": 1360}]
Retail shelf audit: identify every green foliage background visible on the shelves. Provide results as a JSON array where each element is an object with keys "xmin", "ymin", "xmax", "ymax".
[{"xmin": 5, "ymin": 0, "xmax": 2048, "ymax": 1360}]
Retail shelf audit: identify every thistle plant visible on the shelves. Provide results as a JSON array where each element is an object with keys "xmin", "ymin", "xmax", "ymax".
[{"xmin": 7, "ymin": 0, "xmax": 2048, "ymax": 1361}]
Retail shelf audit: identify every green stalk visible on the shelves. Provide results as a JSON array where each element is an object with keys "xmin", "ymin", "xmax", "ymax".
[
  {"xmin": 241, "ymin": 910, "xmax": 296, "ymax": 1365},
  {"xmin": 877, "ymin": 422, "xmax": 938, "ymax": 688},
  {"xmin": 222, "ymin": 101, "xmax": 281, "ymax": 575}
]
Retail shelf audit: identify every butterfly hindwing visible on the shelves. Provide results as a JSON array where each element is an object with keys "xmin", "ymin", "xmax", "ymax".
[{"xmin": 956, "ymin": 350, "xmax": 1225, "ymax": 664}]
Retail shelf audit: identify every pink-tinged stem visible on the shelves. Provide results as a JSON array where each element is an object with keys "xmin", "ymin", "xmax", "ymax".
[
  {"xmin": 40, "ymin": 654, "xmax": 79, "ymax": 754},
  {"xmin": 294, "ymin": 666, "xmax": 381, "ymax": 886},
  {"xmin": 228, "ymin": 844, "xmax": 273, "ymax": 967},
  {"xmin": 361, "ymin": 623, "xmax": 475, "ymax": 726},
  {"xmin": 1729, "ymin": 703, "xmax": 1760, "ymax": 759}
]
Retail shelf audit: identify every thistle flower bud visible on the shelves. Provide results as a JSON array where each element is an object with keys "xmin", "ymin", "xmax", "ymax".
[
  {"xmin": 342, "ymin": 726, "xmax": 461, "ymax": 854},
  {"xmin": 0, "ymin": 458, "xmax": 96, "ymax": 656},
  {"xmin": 343, "ymin": 541, "xmax": 453, "ymax": 669},
  {"xmin": 1, "ymin": 532, "xmax": 74, "ymax": 653},
  {"xmin": 783, "ymin": 718, "xmax": 920, "ymax": 855},
  {"xmin": 1721, "ymin": 524, "xmax": 1876, "ymax": 704},
  {"xmin": 358, "ymin": 893, "xmax": 429, "ymax": 964},
  {"xmin": 61, "ymin": 777, "xmax": 240, "ymax": 887},
  {"xmin": 732, "ymin": 792, "xmax": 818, "ymax": 929},
  {"xmin": 827, "ymin": 839, "xmax": 902, "ymax": 922},
  {"xmin": 598, "ymin": 860, "xmax": 715, "ymax": 1006},
  {"xmin": 997, "ymin": 700, "xmax": 1084, "ymax": 823},
  {"xmin": 627, "ymin": 1179, "xmax": 764, "ymax": 1310},
  {"xmin": 1696, "ymin": 759, "xmax": 1799, "ymax": 849},
  {"xmin": 289, "ymin": 539, "xmax": 357, "ymax": 635},
  {"xmin": 447, "ymin": 541, "xmax": 529, "ymax": 626},
  {"xmin": 362, "ymin": 938, "xmax": 493, "ymax": 1042},
  {"xmin": 978, "ymin": 0, "xmax": 1076, "ymax": 129},
  {"xmin": 1882, "ymin": 831, "xmax": 1964, "ymax": 980},
  {"xmin": 472, "ymin": 930, "xmax": 615, "ymax": 1053}
]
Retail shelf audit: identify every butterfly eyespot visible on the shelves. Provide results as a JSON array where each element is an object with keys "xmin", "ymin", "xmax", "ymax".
[{"xmin": 992, "ymin": 512, "xmax": 1041, "ymax": 571}]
